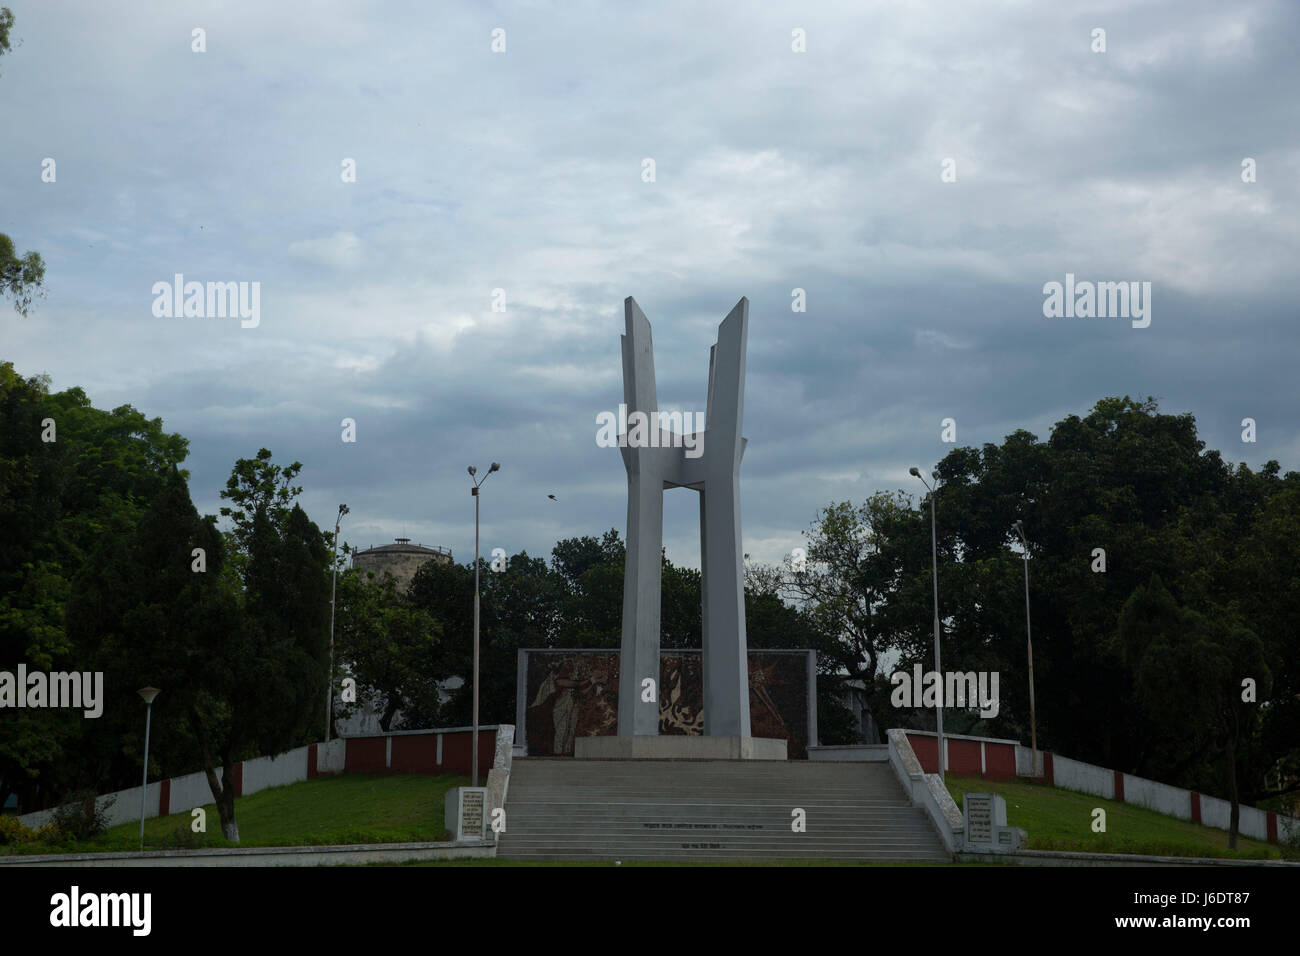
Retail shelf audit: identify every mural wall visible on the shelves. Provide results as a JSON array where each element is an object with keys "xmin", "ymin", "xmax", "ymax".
[{"xmin": 519, "ymin": 649, "xmax": 816, "ymax": 758}]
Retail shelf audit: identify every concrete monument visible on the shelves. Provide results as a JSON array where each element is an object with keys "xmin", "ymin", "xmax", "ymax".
[{"xmin": 575, "ymin": 296, "xmax": 783, "ymax": 759}]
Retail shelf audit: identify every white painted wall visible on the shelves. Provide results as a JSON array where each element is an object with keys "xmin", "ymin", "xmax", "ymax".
[
  {"xmin": 18, "ymin": 743, "xmax": 318, "ymax": 829},
  {"xmin": 1236, "ymin": 804, "xmax": 1269, "ymax": 841},
  {"xmin": 318, "ymin": 738, "xmax": 346, "ymax": 773},
  {"xmin": 242, "ymin": 748, "xmax": 308, "ymax": 796},
  {"xmin": 169, "ymin": 770, "xmax": 214, "ymax": 812},
  {"xmin": 1199, "ymin": 794, "xmax": 1232, "ymax": 831},
  {"xmin": 19, "ymin": 782, "xmax": 158, "ymax": 831},
  {"xmin": 1052, "ymin": 755, "xmax": 1114, "ymax": 800},
  {"xmin": 1122, "ymin": 774, "xmax": 1188, "ymax": 819}
]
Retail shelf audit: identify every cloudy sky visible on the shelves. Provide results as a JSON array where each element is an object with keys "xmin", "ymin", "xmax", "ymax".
[{"xmin": 3, "ymin": 0, "xmax": 1298, "ymax": 571}]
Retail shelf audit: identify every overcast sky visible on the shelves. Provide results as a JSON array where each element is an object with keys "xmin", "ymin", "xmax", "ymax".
[{"xmin": 3, "ymin": 0, "xmax": 1298, "ymax": 571}]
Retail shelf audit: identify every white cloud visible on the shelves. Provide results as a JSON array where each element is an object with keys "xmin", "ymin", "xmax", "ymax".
[{"xmin": 287, "ymin": 232, "xmax": 363, "ymax": 270}]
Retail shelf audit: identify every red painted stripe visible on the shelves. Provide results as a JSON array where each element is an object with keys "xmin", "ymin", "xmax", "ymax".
[
  {"xmin": 233, "ymin": 761, "xmax": 243, "ymax": 798},
  {"xmin": 1114, "ymin": 770, "xmax": 1125, "ymax": 802},
  {"xmin": 159, "ymin": 778, "xmax": 171, "ymax": 817},
  {"xmin": 307, "ymin": 743, "xmax": 319, "ymax": 780},
  {"xmin": 1267, "ymin": 811, "xmax": 1278, "ymax": 844},
  {"xmin": 1190, "ymin": 792, "xmax": 1201, "ymax": 824},
  {"xmin": 1043, "ymin": 751, "xmax": 1054, "ymax": 785}
]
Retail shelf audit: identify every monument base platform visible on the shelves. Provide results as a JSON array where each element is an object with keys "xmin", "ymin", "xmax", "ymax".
[{"xmin": 573, "ymin": 735, "xmax": 787, "ymax": 761}]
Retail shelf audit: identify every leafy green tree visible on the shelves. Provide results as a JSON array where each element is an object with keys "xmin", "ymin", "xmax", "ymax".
[
  {"xmin": 0, "ymin": 363, "xmax": 188, "ymax": 811},
  {"xmin": 552, "ymin": 530, "xmax": 625, "ymax": 647},
  {"xmin": 1, "ymin": 9, "xmax": 46, "ymax": 316},
  {"xmin": 0, "ymin": 233, "xmax": 44, "ymax": 317},
  {"xmin": 177, "ymin": 450, "xmax": 332, "ymax": 840},
  {"xmin": 784, "ymin": 492, "xmax": 932, "ymax": 739},
  {"xmin": 439, "ymin": 551, "xmax": 564, "ymax": 726},
  {"xmin": 1117, "ymin": 577, "xmax": 1272, "ymax": 848},
  {"xmin": 66, "ymin": 468, "xmax": 234, "ymax": 810},
  {"xmin": 334, "ymin": 568, "xmax": 444, "ymax": 731}
]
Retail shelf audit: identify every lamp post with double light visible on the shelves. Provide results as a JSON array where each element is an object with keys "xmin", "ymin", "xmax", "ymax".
[
  {"xmin": 1013, "ymin": 519, "xmax": 1039, "ymax": 776},
  {"xmin": 327, "ymin": 503, "xmax": 349, "ymax": 743},
  {"xmin": 909, "ymin": 466, "xmax": 945, "ymax": 782},
  {"xmin": 468, "ymin": 462, "xmax": 500, "ymax": 787},
  {"xmin": 137, "ymin": 686, "xmax": 160, "ymax": 851}
]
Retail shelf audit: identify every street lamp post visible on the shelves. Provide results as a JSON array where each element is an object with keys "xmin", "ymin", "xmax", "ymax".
[
  {"xmin": 327, "ymin": 503, "xmax": 349, "ymax": 743},
  {"xmin": 137, "ymin": 687, "xmax": 160, "ymax": 852},
  {"xmin": 468, "ymin": 462, "xmax": 500, "ymax": 788},
  {"xmin": 910, "ymin": 467, "xmax": 944, "ymax": 782},
  {"xmin": 1013, "ymin": 520, "xmax": 1039, "ymax": 777}
]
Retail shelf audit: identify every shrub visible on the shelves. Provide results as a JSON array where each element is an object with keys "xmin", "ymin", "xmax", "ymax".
[
  {"xmin": 157, "ymin": 825, "xmax": 208, "ymax": 850},
  {"xmin": 0, "ymin": 814, "xmax": 33, "ymax": 846},
  {"xmin": 50, "ymin": 791, "xmax": 115, "ymax": 842},
  {"xmin": 1279, "ymin": 824, "xmax": 1300, "ymax": 861},
  {"xmin": 32, "ymin": 823, "xmax": 62, "ymax": 845}
]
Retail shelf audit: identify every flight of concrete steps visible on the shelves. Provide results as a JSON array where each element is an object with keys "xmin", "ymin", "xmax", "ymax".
[{"xmin": 496, "ymin": 758, "xmax": 951, "ymax": 862}]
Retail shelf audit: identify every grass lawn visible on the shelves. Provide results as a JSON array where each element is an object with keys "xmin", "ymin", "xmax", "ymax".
[
  {"xmin": 388, "ymin": 859, "xmax": 972, "ymax": 867},
  {"xmin": 8, "ymin": 769, "xmax": 1282, "ymax": 864},
  {"xmin": 1, "ymin": 772, "xmax": 463, "ymax": 855},
  {"xmin": 942, "ymin": 773, "xmax": 1280, "ymax": 860}
]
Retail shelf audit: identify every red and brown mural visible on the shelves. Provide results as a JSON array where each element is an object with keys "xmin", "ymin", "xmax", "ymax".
[{"xmin": 522, "ymin": 649, "xmax": 814, "ymax": 758}]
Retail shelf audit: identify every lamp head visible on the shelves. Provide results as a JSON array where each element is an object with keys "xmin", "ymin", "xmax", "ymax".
[
  {"xmin": 338, "ymin": 503, "xmax": 349, "ymax": 516},
  {"xmin": 489, "ymin": 462, "xmax": 500, "ymax": 474},
  {"xmin": 908, "ymin": 466, "xmax": 920, "ymax": 477},
  {"xmin": 138, "ymin": 686, "xmax": 160, "ymax": 705},
  {"xmin": 468, "ymin": 465, "xmax": 477, "ymax": 477}
]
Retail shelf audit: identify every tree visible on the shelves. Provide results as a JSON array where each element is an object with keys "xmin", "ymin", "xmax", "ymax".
[
  {"xmin": 440, "ymin": 551, "xmax": 564, "ymax": 726},
  {"xmin": 334, "ymin": 568, "xmax": 444, "ymax": 731},
  {"xmin": 0, "ymin": 7, "xmax": 13, "ymax": 57},
  {"xmin": 552, "ymin": 530, "xmax": 625, "ymax": 647},
  {"xmin": 784, "ymin": 492, "xmax": 932, "ymax": 739},
  {"xmin": 1, "ymin": 9, "xmax": 46, "ymax": 316},
  {"xmin": 0, "ymin": 363, "xmax": 189, "ymax": 811},
  {"xmin": 0, "ymin": 233, "xmax": 44, "ymax": 317},
  {"xmin": 1117, "ymin": 577, "xmax": 1272, "ymax": 848},
  {"xmin": 66, "ymin": 468, "xmax": 235, "ymax": 816},
  {"xmin": 179, "ymin": 450, "xmax": 331, "ymax": 841}
]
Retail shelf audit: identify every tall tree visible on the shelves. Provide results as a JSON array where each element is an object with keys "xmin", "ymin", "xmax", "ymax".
[
  {"xmin": 0, "ymin": 363, "xmax": 188, "ymax": 811},
  {"xmin": 184, "ymin": 449, "xmax": 331, "ymax": 841},
  {"xmin": 334, "ymin": 567, "xmax": 444, "ymax": 732},
  {"xmin": 66, "ymin": 468, "xmax": 235, "ymax": 813},
  {"xmin": 1117, "ymin": 577, "xmax": 1272, "ymax": 848},
  {"xmin": 1, "ymin": 9, "xmax": 46, "ymax": 316}
]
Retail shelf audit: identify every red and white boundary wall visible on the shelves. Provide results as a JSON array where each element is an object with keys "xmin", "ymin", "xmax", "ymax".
[
  {"xmin": 904, "ymin": 730, "xmax": 1298, "ymax": 846},
  {"xmin": 17, "ymin": 725, "xmax": 505, "ymax": 831}
]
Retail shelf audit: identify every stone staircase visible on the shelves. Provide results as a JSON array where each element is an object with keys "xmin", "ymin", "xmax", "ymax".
[{"xmin": 496, "ymin": 758, "xmax": 951, "ymax": 862}]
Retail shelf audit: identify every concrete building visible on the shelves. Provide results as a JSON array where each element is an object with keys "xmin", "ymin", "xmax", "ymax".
[
  {"xmin": 351, "ymin": 537, "xmax": 452, "ymax": 591},
  {"xmin": 335, "ymin": 537, "xmax": 458, "ymax": 737}
]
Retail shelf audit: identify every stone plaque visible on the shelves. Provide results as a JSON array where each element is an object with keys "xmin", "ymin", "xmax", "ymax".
[
  {"xmin": 445, "ymin": 786, "xmax": 489, "ymax": 841},
  {"xmin": 965, "ymin": 793, "xmax": 994, "ymax": 845},
  {"xmin": 461, "ymin": 789, "xmax": 485, "ymax": 838}
]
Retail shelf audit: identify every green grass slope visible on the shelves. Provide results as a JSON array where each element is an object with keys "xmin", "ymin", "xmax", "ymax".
[
  {"xmin": 2, "ymin": 772, "xmax": 464, "ymax": 855},
  {"xmin": 943, "ymin": 774, "xmax": 1279, "ymax": 860}
]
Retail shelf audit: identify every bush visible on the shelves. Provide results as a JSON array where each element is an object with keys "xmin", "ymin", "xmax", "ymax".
[
  {"xmin": 0, "ymin": 814, "xmax": 33, "ymax": 846},
  {"xmin": 50, "ymin": 791, "xmax": 115, "ymax": 842},
  {"xmin": 1280, "ymin": 825, "xmax": 1300, "ymax": 861},
  {"xmin": 157, "ymin": 825, "xmax": 208, "ymax": 850}
]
